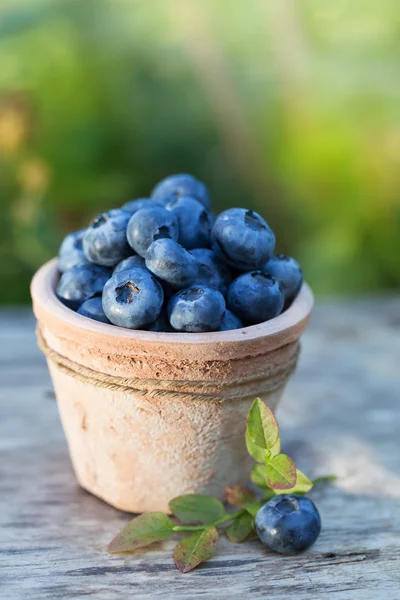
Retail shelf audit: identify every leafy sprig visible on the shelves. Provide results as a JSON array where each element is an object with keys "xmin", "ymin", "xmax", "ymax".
[{"xmin": 108, "ymin": 398, "xmax": 335, "ymax": 573}]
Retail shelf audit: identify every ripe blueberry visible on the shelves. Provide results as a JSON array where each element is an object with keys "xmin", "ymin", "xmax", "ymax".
[
  {"xmin": 58, "ymin": 229, "xmax": 90, "ymax": 272},
  {"xmin": 166, "ymin": 196, "xmax": 212, "ymax": 249},
  {"xmin": 264, "ymin": 254, "xmax": 303, "ymax": 304},
  {"xmin": 126, "ymin": 206, "xmax": 179, "ymax": 257},
  {"xmin": 83, "ymin": 209, "xmax": 131, "ymax": 267},
  {"xmin": 211, "ymin": 208, "xmax": 275, "ymax": 271},
  {"xmin": 102, "ymin": 268, "xmax": 164, "ymax": 329},
  {"xmin": 56, "ymin": 264, "xmax": 111, "ymax": 311},
  {"xmin": 190, "ymin": 248, "xmax": 232, "ymax": 297},
  {"xmin": 219, "ymin": 309, "xmax": 243, "ymax": 331},
  {"xmin": 255, "ymin": 495, "xmax": 321, "ymax": 554},
  {"xmin": 77, "ymin": 297, "xmax": 111, "ymax": 324},
  {"xmin": 228, "ymin": 271, "xmax": 284, "ymax": 324},
  {"xmin": 145, "ymin": 238, "xmax": 198, "ymax": 290},
  {"xmin": 122, "ymin": 198, "xmax": 165, "ymax": 214},
  {"xmin": 147, "ymin": 310, "xmax": 174, "ymax": 332},
  {"xmin": 151, "ymin": 173, "xmax": 211, "ymax": 210},
  {"xmin": 168, "ymin": 286, "xmax": 225, "ymax": 332},
  {"xmin": 113, "ymin": 255, "xmax": 147, "ymax": 275}
]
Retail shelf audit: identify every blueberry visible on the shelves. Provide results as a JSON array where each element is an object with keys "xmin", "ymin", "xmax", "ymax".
[
  {"xmin": 58, "ymin": 229, "xmax": 90, "ymax": 272},
  {"xmin": 228, "ymin": 271, "xmax": 284, "ymax": 325},
  {"xmin": 165, "ymin": 196, "xmax": 212, "ymax": 249},
  {"xmin": 255, "ymin": 495, "xmax": 321, "ymax": 554},
  {"xmin": 145, "ymin": 238, "xmax": 198, "ymax": 290},
  {"xmin": 190, "ymin": 248, "xmax": 232, "ymax": 296},
  {"xmin": 56, "ymin": 264, "xmax": 111, "ymax": 311},
  {"xmin": 126, "ymin": 206, "xmax": 179, "ymax": 257},
  {"xmin": 122, "ymin": 198, "xmax": 165, "ymax": 214},
  {"xmin": 168, "ymin": 286, "xmax": 225, "ymax": 332},
  {"xmin": 102, "ymin": 268, "xmax": 164, "ymax": 329},
  {"xmin": 83, "ymin": 209, "xmax": 131, "ymax": 267},
  {"xmin": 211, "ymin": 208, "xmax": 275, "ymax": 271},
  {"xmin": 161, "ymin": 282, "xmax": 175, "ymax": 304},
  {"xmin": 264, "ymin": 254, "xmax": 303, "ymax": 303},
  {"xmin": 147, "ymin": 310, "xmax": 174, "ymax": 332},
  {"xmin": 113, "ymin": 255, "xmax": 147, "ymax": 275},
  {"xmin": 219, "ymin": 309, "xmax": 243, "ymax": 331},
  {"xmin": 77, "ymin": 297, "xmax": 111, "ymax": 324},
  {"xmin": 151, "ymin": 174, "xmax": 211, "ymax": 210}
]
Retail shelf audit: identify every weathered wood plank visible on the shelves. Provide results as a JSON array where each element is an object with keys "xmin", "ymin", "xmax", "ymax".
[{"xmin": 1, "ymin": 299, "xmax": 400, "ymax": 599}]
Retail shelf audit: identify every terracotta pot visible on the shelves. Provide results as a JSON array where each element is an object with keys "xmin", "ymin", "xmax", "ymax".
[{"xmin": 31, "ymin": 258, "xmax": 313, "ymax": 513}]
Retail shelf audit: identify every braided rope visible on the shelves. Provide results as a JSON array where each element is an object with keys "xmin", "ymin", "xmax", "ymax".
[{"xmin": 37, "ymin": 326, "xmax": 300, "ymax": 402}]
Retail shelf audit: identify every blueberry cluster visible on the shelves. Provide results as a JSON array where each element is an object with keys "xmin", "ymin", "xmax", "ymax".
[{"xmin": 57, "ymin": 174, "xmax": 303, "ymax": 332}]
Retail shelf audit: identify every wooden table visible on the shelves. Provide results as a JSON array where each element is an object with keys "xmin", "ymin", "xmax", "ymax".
[{"xmin": 1, "ymin": 298, "xmax": 400, "ymax": 599}]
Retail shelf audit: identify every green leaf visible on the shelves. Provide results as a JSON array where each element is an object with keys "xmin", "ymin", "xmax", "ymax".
[
  {"xmin": 274, "ymin": 469, "xmax": 313, "ymax": 495},
  {"xmin": 169, "ymin": 494, "xmax": 225, "ymax": 524},
  {"xmin": 250, "ymin": 464, "xmax": 267, "ymax": 491},
  {"xmin": 270, "ymin": 435, "xmax": 281, "ymax": 457},
  {"xmin": 246, "ymin": 398, "xmax": 279, "ymax": 453},
  {"xmin": 108, "ymin": 512, "xmax": 174, "ymax": 553},
  {"xmin": 265, "ymin": 454, "xmax": 297, "ymax": 490},
  {"xmin": 226, "ymin": 512, "xmax": 254, "ymax": 543},
  {"xmin": 250, "ymin": 463, "xmax": 269, "ymax": 490},
  {"xmin": 243, "ymin": 502, "xmax": 264, "ymax": 518},
  {"xmin": 225, "ymin": 485, "xmax": 255, "ymax": 506},
  {"xmin": 173, "ymin": 526, "xmax": 218, "ymax": 573},
  {"xmin": 245, "ymin": 429, "xmax": 268, "ymax": 462}
]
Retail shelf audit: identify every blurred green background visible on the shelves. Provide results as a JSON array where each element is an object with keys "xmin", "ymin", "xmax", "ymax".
[{"xmin": 1, "ymin": 0, "xmax": 399, "ymax": 304}]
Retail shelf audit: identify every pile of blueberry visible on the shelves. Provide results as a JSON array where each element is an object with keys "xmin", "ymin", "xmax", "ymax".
[{"xmin": 57, "ymin": 174, "xmax": 303, "ymax": 332}]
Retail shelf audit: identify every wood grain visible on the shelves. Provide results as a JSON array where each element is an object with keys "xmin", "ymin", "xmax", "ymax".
[{"xmin": 1, "ymin": 297, "xmax": 400, "ymax": 599}]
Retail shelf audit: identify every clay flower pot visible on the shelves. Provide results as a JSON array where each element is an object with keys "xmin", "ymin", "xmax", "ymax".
[{"xmin": 31, "ymin": 258, "xmax": 313, "ymax": 513}]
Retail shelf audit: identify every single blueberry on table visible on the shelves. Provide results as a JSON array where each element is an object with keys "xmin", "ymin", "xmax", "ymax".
[
  {"xmin": 147, "ymin": 310, "xmax": 174, "ymax": 332},
  {"xmin": 165, "ymin": 196, "xmax": 212, "ymax": 249},
  {"xmin": 228, "ymin": 271, "xmax": 284, "ymax": 325},
  {"xmin": 56, "ymin": 264, "xmax": 111, "ymax": 311},
  {"xmin": 58, "ymin": 229, "xmax": 90, "ymax": 272},
  {"xmin": 255, "ymin": 494, "xmax": 321, "ymax": 554},
  {"xmin": 83, "ymin": 209, "xmax": 131, "ymax": 267},
  {"xmin": 168, "ymin": 286, "xmax": 225, "ymax": 333},
  {"xmin": 113, "ymin": 255, "xmax": 147, "ymax": 275},
  {"xmin": 151, "ymin": 173, "xmax": 211, "ymax": 210},
  {"xmin": 211, "ymin": 208, "xmax": 275, "ymax": 271},
  {"xmin": 122, "ymin": 198, "xmax": 165, "ymax": 214},
  {"xmin": 190, "ymin": 248, "xmax": 232, "ymax": 297},
  {"xmin": 219, "ymin": 309, "xmax": 243, "ymax": 331},
  {"xmin": 145, "ymin": 238, "xmax": 199, "ymax": 290},
  {"xmin": 126, "ymin": 206, "xmax": 179, "ymax": 258},
  {"xmin": 77, "ymin": 297, "xmax": 111, "ymax": 324},
  {"xmin": 264, "ymin": 254, "xmax": 303, "ymax": 303},
  {"xmin": 102, "ymin": 268, "xmax": 164, "ymax": 329}
]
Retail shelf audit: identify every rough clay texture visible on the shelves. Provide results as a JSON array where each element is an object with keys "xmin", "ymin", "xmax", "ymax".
[
  {"xmin": 31, "ymin": 259, "xmax": 313, "ymax": 513},
  {"xmin": 49, "ymin": 360, "xmax": 282, "ymax": 513}
]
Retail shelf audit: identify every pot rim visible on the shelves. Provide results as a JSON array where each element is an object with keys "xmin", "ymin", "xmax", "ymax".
[{"xmin": 31, "ymin": 258, "xmax": 314, "ymax": 347}]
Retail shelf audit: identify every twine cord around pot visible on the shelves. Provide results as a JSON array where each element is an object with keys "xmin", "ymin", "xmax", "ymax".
[{"xmin": 37, "ymin": 326, "xmax": 300, "ymax": 402}]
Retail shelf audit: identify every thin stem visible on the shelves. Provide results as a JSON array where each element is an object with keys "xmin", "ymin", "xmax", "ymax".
[
  {"xmin": 172, "ymin": 509, "xmax": 245, "ymax": 532},
  {"xmin": 213, "ymin": 510, "xmax": 245, "ymax": 526},
  {"xmin": 172, "ymin": 524, "xmax": 208, "ymax": 532},
  {"xmin": 312, "ymin": 475, "xmax": 337, "ymax": 485}
]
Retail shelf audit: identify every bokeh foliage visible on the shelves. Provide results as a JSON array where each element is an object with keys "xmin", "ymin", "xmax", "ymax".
[{"xmin": 0, "ymin": 0, "xmax": 399, "ymax": 303}]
